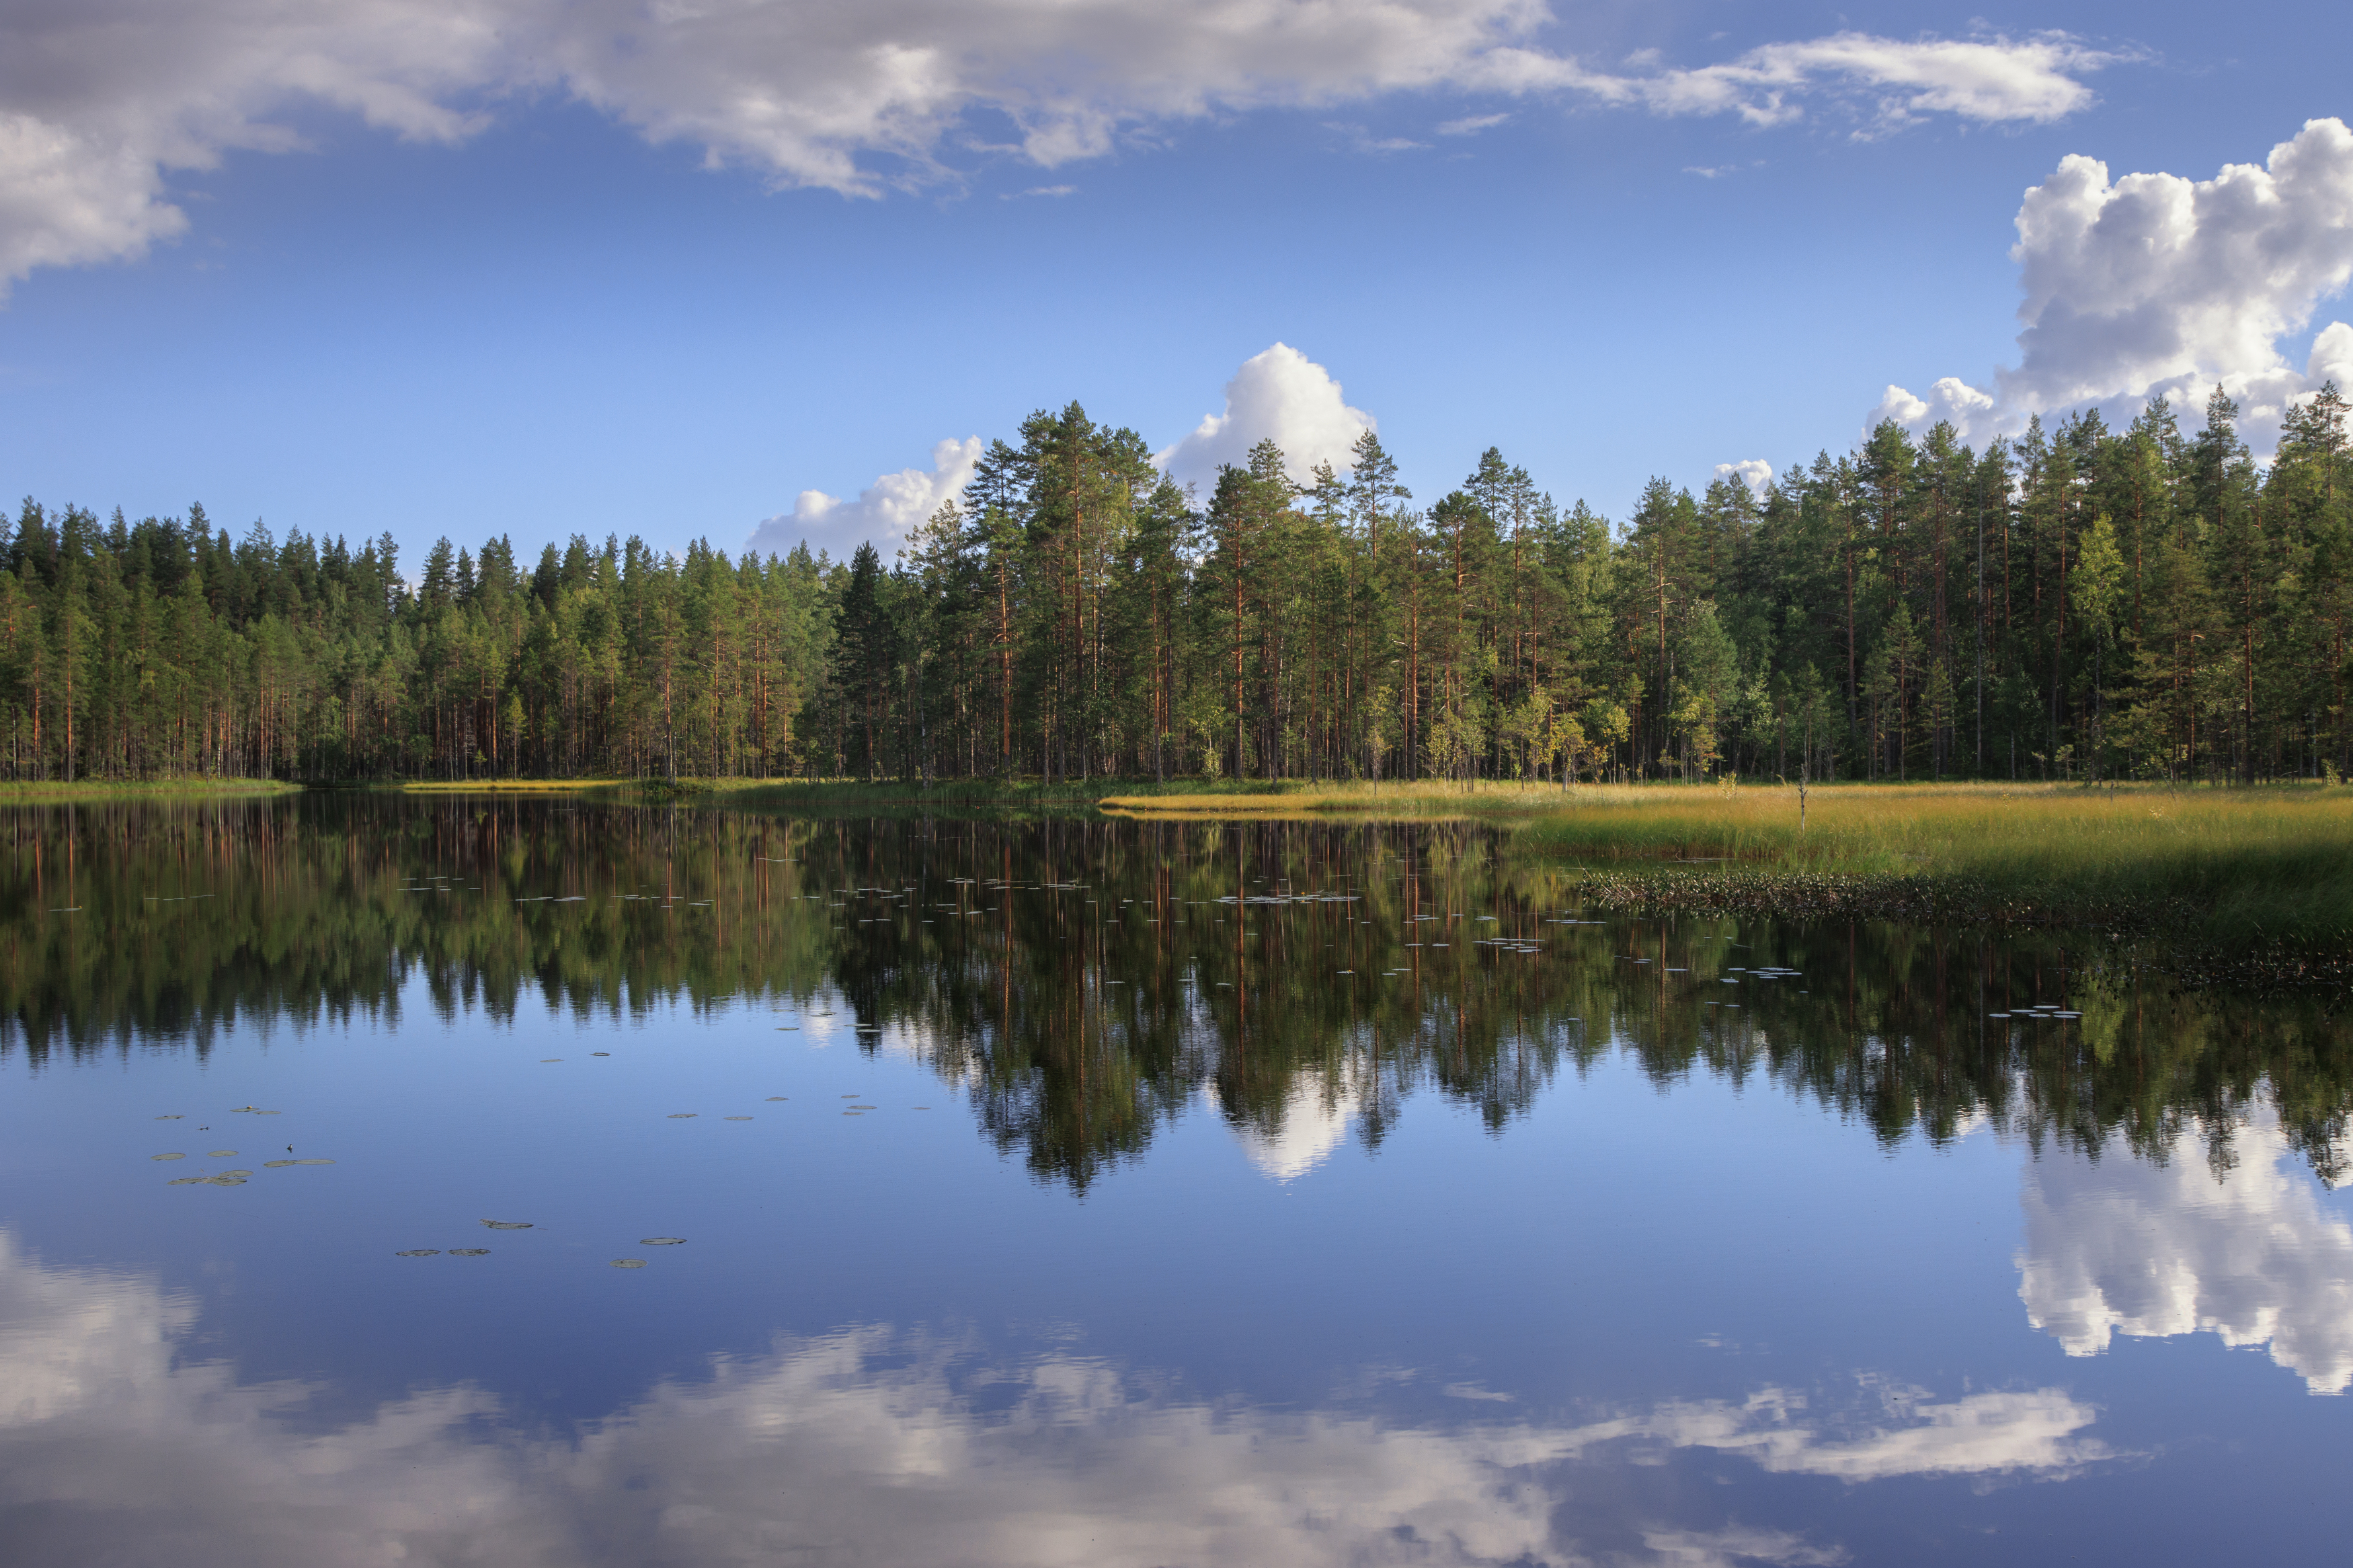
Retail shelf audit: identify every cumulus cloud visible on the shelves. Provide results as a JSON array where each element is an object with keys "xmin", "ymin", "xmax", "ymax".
[
  {"xmin": 1876, "ymin": 118, "xmax": 2353, "ymax": 447},
  {"xmin": 746, "ymin": 435, "xmax": 980, "ymax": 561},
  {"xmin": 2019, "ymin": 1106, "xmax": 2353, "ymax": 1395},
  {"xmin": 0, "ymin": 1229, "xmax": 2112, "ymax": 1566},
  {"xmin": 0, "ymin": 4, "xmax": 2114, "ymax": 291},
  {"xmin": 1714, "ymin": 458, "xmax": 1775, "ymax": 497},
  {"xmin": 1159, "ymin": 343, "xmax": 1375, "ymax": 491}
]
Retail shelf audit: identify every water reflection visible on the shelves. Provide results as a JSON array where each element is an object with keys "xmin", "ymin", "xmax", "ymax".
[
  {"xmin": 5, "ymin": 795, "xmax": 2348, "ymax": 1192},
  {"xmin": 0, "ymin": 1230, "xmax": 2111, "ymax": 1568},
  {"xmin": 2022, "ymin": 1106, "xmax": 2353, "ymax": 1393}
]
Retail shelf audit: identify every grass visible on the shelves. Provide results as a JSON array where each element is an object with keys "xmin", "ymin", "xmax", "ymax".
[
  {"xmin": 1113, "ymin": 778, "xmax": 2353, "ymax": 954},
  {"xmin": 342, "ymin": 773, "xmax": 2353, "ymax": 954},
  {"xmin": 0, "ymin": 778, "xmax": 302, "ymax": 802}
]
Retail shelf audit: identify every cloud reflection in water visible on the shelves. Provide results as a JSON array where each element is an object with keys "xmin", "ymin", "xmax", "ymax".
[
  {"xmin": 2020, "ymin": 1107, "xmax": 2353, "ymax": 1394},
  {"xmin": 0, "ymin": 1232, "xmax": 2120, "ymax": 1567}
]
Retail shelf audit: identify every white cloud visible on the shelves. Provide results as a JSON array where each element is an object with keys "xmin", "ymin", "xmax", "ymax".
[
  {"xmin": 1470, "ymin": 30, "xmax": 2108, "ymax": 130},
  {"xmin": 746, "ymin": 435, "xmax": 981, "ymax": 561},
  {"xmin": 2019, "ymin": 1105, "xmax": 2353, "ymax": 1395},
  {"xmin": 1159, "ymin": 343, "xmax": 1375, "ymax": 491},
  {"xmin": 0, "ymin": 1227, "xmax": 2112, "ymax": 1566},
  {"xmin": 1876, "ymin": 118, "xmax": 2353, "ymax": 446},
  {"xmin": 1436, "ymin": 112, "xmax": 1509, "ymax": 136},
  {"xmin": 1714, "ymin": 458, "xmax": 1774, "ymax": 497},
  {"xmin": 0, "ymin": 5, "xmax": 2114, "ymax": 292}
]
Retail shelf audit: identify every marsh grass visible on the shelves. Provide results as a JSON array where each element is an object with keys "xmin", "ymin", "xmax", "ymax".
[
  {"xmin": 371, "ymin": 774, "xmax": 2349, "ymax": 949},
  {"xmin": 1109, "ymin": 780, "xmax": 2353, "ymax": 951}
]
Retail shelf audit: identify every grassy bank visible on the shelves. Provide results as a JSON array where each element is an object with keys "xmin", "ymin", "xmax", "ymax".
[
  {"xmin": 0, "ymin": 778, "xmax": 303, "ymax": 802},
  {"xmin": 1111, "ymin": 779, "xmax": 2353, "ymax": 956},
  {"xmin": 386, "ymin": 774, "xmax": 2350, "ymax": 954},
  {"xmin": 395, "ymin": 776, "xmax": 1121, "ymax": 810}
]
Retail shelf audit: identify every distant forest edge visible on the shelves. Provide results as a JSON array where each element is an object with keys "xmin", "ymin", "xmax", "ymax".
[{"xmin": 6, "ymin": 385, "xmax": 2351, "ymax": 787}]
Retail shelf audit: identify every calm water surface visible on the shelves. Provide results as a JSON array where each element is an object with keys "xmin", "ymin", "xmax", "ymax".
[{"xmin": 2, "ymin": 796, "xmax": 2348, "ymax": 1566}]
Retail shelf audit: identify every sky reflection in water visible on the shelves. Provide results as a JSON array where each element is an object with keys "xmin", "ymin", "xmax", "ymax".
[{"xmin": 1, "ymin": 796, "xmax": 2348, "ymax": 1565}]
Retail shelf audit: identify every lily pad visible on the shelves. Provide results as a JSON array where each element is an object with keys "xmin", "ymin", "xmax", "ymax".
[
  {"xmin": 155, "ymin": 1115, "xmax": 183, "ymax": 1120},
  {"xmin": 480, "ymin": 1220, "xmax": 533, "ymax": 1231},
  {"xmin": 208, "ymin": 1150, "xmax": 237, "ymax": 1157},
  {"xmin": 166, "ymin": 1177, "xmax": 205, "ymax": 1186},
  {"xmin": 395, "ymin": 1249, "xmax": 442, "ymax": 1257},
  {"xmin": 540, "ymin": 1058, "xmax": 563, "ymax": 1063},
  {"xmin": 591, "ymin": 1052, "xmax": 610, "ymax": 1057},
  {"xmin": 152, "ymin": 1153, "xmax": 186, "ymax": 1161},
  {"xmin": 611, "ymin": 1258, "xmax": 647, "ymax": 1269},
  {"xmin": 263, "ymin": 1159, "xmax": 335, "ymax": 1167},
  {"xmin": 640, "ymin": 1237, "xmax": 686, "ymax": 1245},
  {"xmin": 766, "ymin": 1096, "xmax": 789, "ymax": 1102},
  {"xmin": 667, "ymin": 1113, "xmax": 697, "ymax": 1118},
  {"xmin": 723, "ymin": 1116, "xmax": 753, "ymax": 1120},
  {"xmin": 448, "ymin": 1247, "xmax": 489, "ymax": 1256}
]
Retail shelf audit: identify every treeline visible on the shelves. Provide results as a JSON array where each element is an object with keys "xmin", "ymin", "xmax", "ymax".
[{"xmin": 5, "ymin": 384, "xmax": 2349, "ymax": 784}]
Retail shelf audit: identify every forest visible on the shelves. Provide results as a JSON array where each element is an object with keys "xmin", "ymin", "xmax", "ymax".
[{"xmin": 3, "ymin": 382, "xmax": 2348, "ymax": 786}]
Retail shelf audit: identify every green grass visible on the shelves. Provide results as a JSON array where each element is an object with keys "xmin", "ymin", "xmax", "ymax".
[
  {"xmin": 0, "ymin": 778, "xmax": 303, "ymax": 802},
  {"xmin": 1112, "ymin": 778, "xmax": 2353, "ymax": 952},
  {"xmin": 305, "ymin": 774, "xmax": 2353, "ymax": 951}
]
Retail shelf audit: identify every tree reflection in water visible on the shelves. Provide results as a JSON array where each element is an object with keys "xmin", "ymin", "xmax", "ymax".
[{"xmin": 3, "ymin": 794, "xmax": 2346, "ymax": 1190}]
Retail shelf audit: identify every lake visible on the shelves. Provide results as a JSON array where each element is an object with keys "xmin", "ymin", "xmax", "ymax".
[{"xmin": 2, "ymin": 794, "xmax": 2346, "ymax": 1566}]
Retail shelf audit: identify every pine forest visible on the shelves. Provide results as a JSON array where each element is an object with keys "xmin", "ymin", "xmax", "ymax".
[{"xmin": 6, "ymin": 384, "xmax": 2350, "ymax": 788}]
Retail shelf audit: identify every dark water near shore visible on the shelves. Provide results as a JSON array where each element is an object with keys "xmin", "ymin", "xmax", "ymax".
[{"xmin": 2, "ymin": 795, "xmax": 2348, "ymax": 1567}]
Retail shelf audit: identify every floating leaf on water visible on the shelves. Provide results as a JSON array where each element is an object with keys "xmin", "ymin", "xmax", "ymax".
[
  {"xmin": 481, "ymin": 1220, "xmax": 533, "ymax": 1230},
  {"xmin": 264, "ymin": 1159, "xmax": 335, "ymax": 1167},
  {"xmin": 667, "ymin": 1113, "xmax": 697, "ymax": 1118},
  {"xmin": 395, "ymin": 1249, "xmax": 442, "ymax": 1257},
  {"xmin": 775, "ymin": 1026, "xmax": 799, "ymax": 1031},
  {"xmin": 723, "ymin": 1116, "xmax": 753, "ymax": 1120},
  {"xmin": 912, "ymin": 1106, "xmax": 930, "ymax": 1110},
  {"xmin": 207, "ymin": 1150, "xmax": 237, "ymax": 1157},
  {"xmin": 641, "ymin": 1237, "xmax": 686, "ymax": 1245},
  {"xmin": 611, "ymin": 1258, "xmax": 647, "ymax": 1269},
  {"xmin": 203, "ymin": 1175, "xmax": 249, "ymax": 1186},
  {"xmin": 766, "ymin": 1096, "xmax": 788, "ymax": 1101},
  {"xmin": 153, "ymin": 1153, "xmax": 186, "ymax": 1161},
  {"xmin": 850, "ymin": 1105, "xmax": 877, "ymax": 1110},
  {"xmin": 155, "ymin": 1115, "xmax": 183, "ymax": 1120},
  {"xmin": 591, "ymin": 1052, "xmax": 610, "ymax": 1057},
  {"xmin": 448, "ymin": 1248, "xmax": 489, "ymax": 1256},
  {"xmin": 540, "ymin": 1058, "xmax": 563, "ymax": 1063},
  {"xmin": 166, "ymin": 1177, "xmax": 204, "ymax": 1185}
]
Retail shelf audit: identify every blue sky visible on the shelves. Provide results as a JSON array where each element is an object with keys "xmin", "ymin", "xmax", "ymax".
[{"xmin": 2, "ymin": 1, "xmax": 2349, "ymax": 569}]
